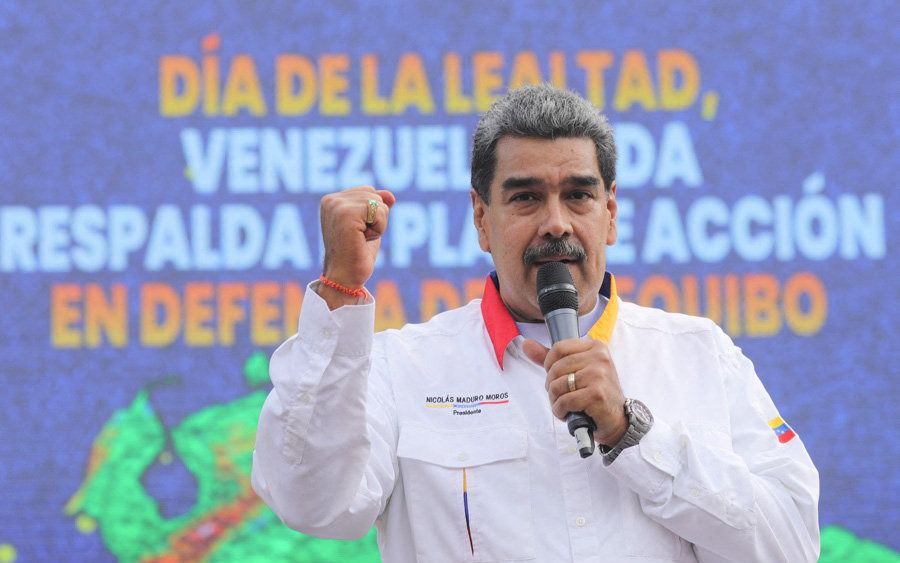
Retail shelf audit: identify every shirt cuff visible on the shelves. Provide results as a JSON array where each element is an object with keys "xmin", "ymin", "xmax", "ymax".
[
  {"xmin": 298, "ymin": 281, "xmax": 376, "ymax": 358},
  {"xmin": 604, "ymin": 418, "xmax": 682, "ymax": 497}
]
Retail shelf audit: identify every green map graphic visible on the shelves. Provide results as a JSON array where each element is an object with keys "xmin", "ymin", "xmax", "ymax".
[
  {"xmin": 819, "ymin": 527, "xmax": 900, "ymax": 563},
  {"xmin": 65, "ymin": 353, "xmax": 379, "ymax": 562},
  {"xmin": 64, "ymin": 353, "xmax": 898, "ymax": 562}
]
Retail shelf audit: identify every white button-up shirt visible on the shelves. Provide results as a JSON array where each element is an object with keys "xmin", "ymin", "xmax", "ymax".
[{"xmin": 252, "ymin": 274, "xmax": 819, "ymax": 562}]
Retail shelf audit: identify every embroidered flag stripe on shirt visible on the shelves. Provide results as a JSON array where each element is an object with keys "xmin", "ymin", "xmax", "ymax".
[
  {"xmin": 462, "ymin": 468, "xmax": 474, "ymax": 555},
  {"xmin": 425, "ymin": 399, "xmax": 510, "ymax": 409}
]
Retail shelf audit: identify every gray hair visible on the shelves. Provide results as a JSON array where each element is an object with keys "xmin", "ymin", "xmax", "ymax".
[{"xmin": 470, "ymin": 83, "xmax": 617, "ymax": 203}]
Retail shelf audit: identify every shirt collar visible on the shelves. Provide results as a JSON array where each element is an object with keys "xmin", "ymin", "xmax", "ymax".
[{"xmin": 480, "ymin": 271, "xmax": 619, "ymax": 370}]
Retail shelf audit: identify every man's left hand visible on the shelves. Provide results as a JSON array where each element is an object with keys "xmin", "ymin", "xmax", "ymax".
[{"xmin": 523, "ymin": 338, "xmax": 627, "ymax": 446}]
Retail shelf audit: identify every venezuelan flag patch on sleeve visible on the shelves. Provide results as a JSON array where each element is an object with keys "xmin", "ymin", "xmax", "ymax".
[{"xmin": 768, "ymin": 416, "xmax": 797, "ymax": 443}]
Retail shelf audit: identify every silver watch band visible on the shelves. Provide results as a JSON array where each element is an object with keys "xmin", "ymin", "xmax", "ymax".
[{"xmin": 600, "ymin": 398, "xmax": 654, "ymax": 465}]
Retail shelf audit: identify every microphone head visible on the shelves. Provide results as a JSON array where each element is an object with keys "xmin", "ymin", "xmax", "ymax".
[{"xmin": 536, "ymin": 262, "xmax": 579, "ymax": 315}]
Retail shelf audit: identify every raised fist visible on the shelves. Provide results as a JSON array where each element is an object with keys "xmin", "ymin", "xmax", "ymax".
[{"xmin": 318, "ymin": 186, "xmax": 396, "ymax": 306}]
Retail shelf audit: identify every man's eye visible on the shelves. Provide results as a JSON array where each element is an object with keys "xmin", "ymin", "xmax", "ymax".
[
  {"xmin": 570, "ymin": 191, "xmax": 594, "ymax": 200},
  {"xmin": 510, "ymin": 192, "xmax": 537, "ymax": 202}
]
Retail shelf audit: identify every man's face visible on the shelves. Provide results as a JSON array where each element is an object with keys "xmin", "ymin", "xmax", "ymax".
[{"xmin": 472, "ymin": 136, "xmax": 617, "ymax": 321}]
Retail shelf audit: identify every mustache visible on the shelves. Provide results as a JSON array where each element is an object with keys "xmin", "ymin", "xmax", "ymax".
[{"xmin": 522, "ymin": 238, "xmax": 587, "ymax": 266}]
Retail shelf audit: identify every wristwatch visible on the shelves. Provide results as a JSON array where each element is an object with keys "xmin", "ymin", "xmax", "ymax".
[{"xmin": 599, "ymin": 398, "xmax": 654, "ymax": 466}]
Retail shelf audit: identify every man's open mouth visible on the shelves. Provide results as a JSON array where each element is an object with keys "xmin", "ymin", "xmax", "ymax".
[{"xmin": 532, "ymin": 257, "xmax": 581, "ymax": 265}]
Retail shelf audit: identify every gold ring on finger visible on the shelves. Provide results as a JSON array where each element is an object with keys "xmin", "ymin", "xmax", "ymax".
[
  {"xmin": 567, "ymin": 372, "xmax": 577, "ymax": 393},
  {"xmin": 365, "ymin": 199, "xmax": 379, "ymax": 225}
]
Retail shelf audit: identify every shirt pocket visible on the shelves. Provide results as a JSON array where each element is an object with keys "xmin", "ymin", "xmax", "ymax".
[{"xmin": 397, "ymin": 424, "xmax": 535, "ymax": 562}]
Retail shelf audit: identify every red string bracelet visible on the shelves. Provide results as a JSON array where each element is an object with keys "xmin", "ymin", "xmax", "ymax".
[{"xmin": 319, "ymin": 275, "xmax": 367, "ymax": 299}]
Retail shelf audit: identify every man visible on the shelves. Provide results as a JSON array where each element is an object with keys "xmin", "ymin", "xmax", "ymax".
[{"xmin": 252, "ymin": 84, "xmax": 819, "ymax": 562}]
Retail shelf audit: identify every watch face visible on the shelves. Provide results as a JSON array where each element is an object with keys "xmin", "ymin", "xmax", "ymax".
[{"xmin": 629, "ymin": 399, "xmax": 654, "ymax": 425}]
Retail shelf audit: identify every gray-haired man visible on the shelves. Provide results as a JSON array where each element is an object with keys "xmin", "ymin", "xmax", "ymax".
[{"xmin": 252, "ymin": 84, "xmax": 819, "ymax": 562}]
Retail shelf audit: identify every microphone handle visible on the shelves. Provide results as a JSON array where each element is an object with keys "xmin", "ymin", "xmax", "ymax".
[
  {"xmin": 566, "ymin": 413, "xmax": 597, "ymax": 458},
  {"xmin": 546, "ymin": 309, "xmax": 597, "ymax": 458},
  {"xmin": 545, "ymin": 308, "xmax": 579, "ymax": 341}
]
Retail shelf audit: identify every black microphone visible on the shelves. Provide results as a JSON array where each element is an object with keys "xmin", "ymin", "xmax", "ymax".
[{"xmin": 536, "ymin": 261, "xmax": 597, "ymax": 458}]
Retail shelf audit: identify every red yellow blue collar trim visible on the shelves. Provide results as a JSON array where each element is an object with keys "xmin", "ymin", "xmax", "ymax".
[{"xmin": 480, "ymin": 271, "xmax": 619, "ymax": 369}]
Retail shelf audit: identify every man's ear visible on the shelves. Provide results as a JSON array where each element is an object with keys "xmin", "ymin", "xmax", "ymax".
[
  {"xmin": 606, "ymin": 180, "xmax": 617, "ymax": 246},
  {"xmin": 471, "ymin": 189, "xmax": 491, "ymax": 252}
]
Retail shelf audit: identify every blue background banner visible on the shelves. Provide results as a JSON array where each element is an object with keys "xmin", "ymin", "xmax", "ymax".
[{"xmin": 0, "ymin": 2, "xmax": 897, "ymax": 561}]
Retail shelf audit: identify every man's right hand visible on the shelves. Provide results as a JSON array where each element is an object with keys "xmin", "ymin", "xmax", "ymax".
[{"xmin": 318, "ymin": 186, "xmax": 396, "ymax": 309}]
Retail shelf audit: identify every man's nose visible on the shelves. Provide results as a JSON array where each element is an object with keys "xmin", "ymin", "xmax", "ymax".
[{"xmin": 538, "ymin": 199, "xmax": 572, "ymax": 238}]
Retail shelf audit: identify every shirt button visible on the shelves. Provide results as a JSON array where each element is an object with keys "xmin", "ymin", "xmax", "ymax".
[
  {"xmin": 574, "ymin": 516, "xmax": 587, "ymax": 527},
  {"xmin": 690, "ymin": 486, "xmax": 701, "ymax": 498},
  {"xmin": 457, "ymin": 452, "xmax": 468, "ymax": 462},
  {"xmin": 653, "ymin": 451, "xmax": 663, "ymax": 462},
  {"xmin": 299, "ymin": 393, "xmax": 311, "ymax": 405},
  {"xmin": 322, "ymin": 327, "xmax": 335, "ymax": 338}
]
